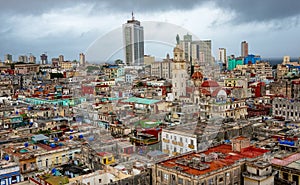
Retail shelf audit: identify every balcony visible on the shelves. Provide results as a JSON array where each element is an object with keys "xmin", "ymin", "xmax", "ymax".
[
  {"xmin": 172, "ymin": 140, "xmax": 177, "ymax": 145},
  {"xmin": 188, "ymin": 144, "xmax": 195, "ymax": 149},
  {"xmin": 163, "ymin": 138, "xmax": 170, "ymax": 143},
  {"xmin": 172, "ymin": 152, "xmax": 179, "ymax": 156},
  {"xmin": 178, "ymin": 142, "xmax": 184, "ymax": 147},
  {"xmin": 162, "ymin": 149, "xmax": 170, "ymax": 154}
]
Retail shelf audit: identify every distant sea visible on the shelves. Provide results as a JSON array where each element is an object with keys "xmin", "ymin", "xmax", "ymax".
[{"xmin": 262, "ymin": 57, "xmax": 300, "ymax": 66}]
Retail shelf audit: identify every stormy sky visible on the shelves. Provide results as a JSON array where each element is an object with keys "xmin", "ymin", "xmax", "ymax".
[{"xmin": 1, "ymin": 0, "xmax": 300, "ymax": 63}]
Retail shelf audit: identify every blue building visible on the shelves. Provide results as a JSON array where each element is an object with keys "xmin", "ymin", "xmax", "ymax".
[
  {"xmin": 0, "ymin": 161, "xmax": 21, "ymax": 185},
  {"xmin": 244, "ymin": 54, "xmax": 261, "ymax": 65}
]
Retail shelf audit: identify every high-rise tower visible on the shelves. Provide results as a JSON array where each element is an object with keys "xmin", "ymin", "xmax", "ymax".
[
  {"xmin": 79, "ymin": 53, "xmax": 86, "ymax": 66},
  {"xmin": 123, "ymin": 13, "xmax": 144, "ymax": 66},
  {"xmin": 241, "ymin": 41, "xmax": 248, "ymax": 57}
]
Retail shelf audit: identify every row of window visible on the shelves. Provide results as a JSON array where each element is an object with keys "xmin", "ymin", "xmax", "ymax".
[
  {"xmin": 37, "ymin": 153, "xmax": 73, "ymax": 168},
  {"xmin": 163, "ymin": 133, "xmax": 194, "ymax": 145},
  {"xmin": 274, "ymin": 110, "xmax": 299, "ymax": 118},
  {"xmin": 157, "ymin": 170, "xmax": 236, "ymax": 185},
  {"xmin": 274, "ymin": 104, "xmax": 298, "ymax": 109}
]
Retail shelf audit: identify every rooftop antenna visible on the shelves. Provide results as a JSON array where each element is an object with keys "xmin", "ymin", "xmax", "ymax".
[{"xmin": 132, "ymin": 11, "xmax": 135, "ymax": 20}]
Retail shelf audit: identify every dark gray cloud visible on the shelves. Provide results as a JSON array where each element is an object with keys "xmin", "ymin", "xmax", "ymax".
[
  {"xmin": 1, "ymin": 0, "xmax": 300, "ymax": 23},
  {"xmin": 0, "ymin": 0, "xmax": 79, "ymax": 15},
  {"xmin": 218, "ymin": 0, "xmax": 300, "ymax": 23},
  {"xmin": 91, "ymin": 0, "xmax": 300, "ymax": 23}
]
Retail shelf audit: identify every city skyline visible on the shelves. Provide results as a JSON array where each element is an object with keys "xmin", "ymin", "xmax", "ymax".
[{"xmin": 1, "ymin": 1, "xmax": 300, "ymax": 62}]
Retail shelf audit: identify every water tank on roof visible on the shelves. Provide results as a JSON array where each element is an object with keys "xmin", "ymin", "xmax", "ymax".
[
  {"xmin": 50, "ymin": 143, "xmax": 56, "ymax": 148},
  {"xmin": 4, "ymin": 155, "xmax": 9, "ymax": 161},
  {"xmin": 51, "ymin": 168, "xmax": 57, "ymax": 174},
  {"xmin": 24, "ymin": 142, "xmax": 29, "ymax": 147}
]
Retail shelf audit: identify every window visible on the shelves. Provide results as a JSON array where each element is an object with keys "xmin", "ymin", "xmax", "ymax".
[
  {"xmin": 185, "ymin": 180, "xmax": 191, "ymax": 185},
  {"xmin": 99, "ymin": 179, "xmax": 102, "ymax": 183},
  {"xmin": 11, "ymin": 176, "xmax": 17, "ymax": 183},
  {"xmin": 208, "ymin": 178, "xmax": 214, "ymax": 185},
  {"xmin": 219, "ymin": 177, "xmax": 223, "ymax": 182},
  {"xmin": 178, "ymin": 177, "xmax": 183, "ymax": 184},
  {"xmin": 226, "ymin": 172, "xmax": 230, "ymax": 177},
  {"xmin": 163, "ymin": 173, "xmax": 169, "ymax": 181},
  {"xmin": 283, "ymin": 172, "xmax": 289, "ymax": 180}
]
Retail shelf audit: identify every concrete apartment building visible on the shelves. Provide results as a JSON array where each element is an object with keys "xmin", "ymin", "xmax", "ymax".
[{"xmin": 272, "ymin": 98, "xmax": 300, "ymax": 121}]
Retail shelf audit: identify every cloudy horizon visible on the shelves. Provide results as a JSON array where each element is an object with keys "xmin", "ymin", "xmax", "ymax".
[{"xmin": 1, "ymin": 0, "xmax": 300, "ymax": 62}]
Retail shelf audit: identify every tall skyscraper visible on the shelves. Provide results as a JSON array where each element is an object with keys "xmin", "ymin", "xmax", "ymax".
[
  {"xmin": 241, "ymin": 41, "xmax": 248, "ymax": 57},
  {"xmin": 123, "ymin": 13, "xmax": 144, "ymax": 66},
  {"xmin": 218, "ymin": 48, "xmax": 227, "ymax": 66},
  {"xmin": 179, "ymin": 33, "xmax": 193, "ymax": 63},
  {"xmin": 79, "ymin": 53, "xmax": 86, "ymax": 66}
]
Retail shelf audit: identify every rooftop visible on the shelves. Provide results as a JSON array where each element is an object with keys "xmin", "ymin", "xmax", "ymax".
[
  {"xmin": 272, "ymin": 152, "xmax": 300, "ymax": 166},
  {"xmin": 158, "ymin": 144, "xmax": 269, "ymax": 176},
  {"xmin": 122, "ymin": 97, "xmax": 161, "ymax": 105}
]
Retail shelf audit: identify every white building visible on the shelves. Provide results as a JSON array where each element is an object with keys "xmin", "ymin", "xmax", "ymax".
[
  {"xmin": 161, "ymin": 125, "xmax": 197, "ymax": 156},
  {"xmin": 122, "ymin": 13, "xmax": 144, "ymax": 66}
]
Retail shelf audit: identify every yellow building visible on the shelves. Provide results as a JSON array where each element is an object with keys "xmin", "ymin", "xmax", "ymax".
[
  {"xmin": 97, "ymin": 152, "xmax": 115, "ymax": 165},
  {"xmin": 59, "ymin": 61, "xmax": 73, "ymax": 70}
]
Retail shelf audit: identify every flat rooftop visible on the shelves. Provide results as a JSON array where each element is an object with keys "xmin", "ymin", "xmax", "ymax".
[
  {"xmin": 122, "ymin": 97, "xmax": 161, "ymax": 105},
  {"xmin": 272, "ymin": 153, "xmax": 300, "ymax": 166},
  {"xmin": 158, "ymin": 144, "xmax": 269, "ymax": 176}
]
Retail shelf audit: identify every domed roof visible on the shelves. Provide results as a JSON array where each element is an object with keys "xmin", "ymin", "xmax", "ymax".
[
  {"xmin": 200, "ymin": 88, "xmax": 211, "ymax": 96},
  {"xmin": 192, "ymin": 71, "xmax": 203, "ymax": 80},
  {"xmin": 201, "ymin": 80, "xmax": 220, "ymax": 88},
  {"xmin": 211, "ymin": 88, "xmax": 229, "ymax": 97}
]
